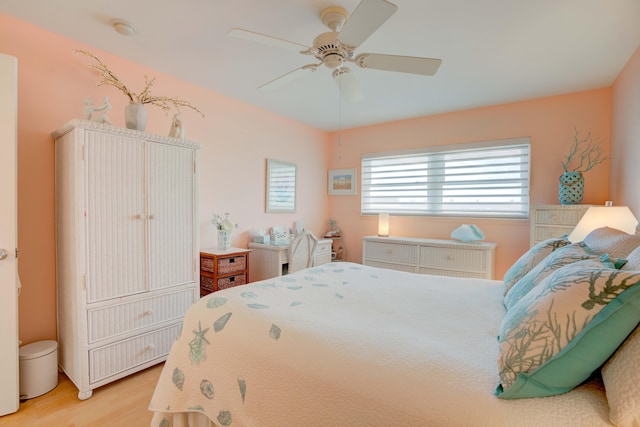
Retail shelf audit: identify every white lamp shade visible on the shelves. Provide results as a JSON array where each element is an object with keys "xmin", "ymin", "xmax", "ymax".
[
  {"xmin": 568, "ymin": 206, "xmax": 638, "ymax": 242},
  {"xmin": 378, "ymin": 213, "xmax": 389, "ymax": 237}
]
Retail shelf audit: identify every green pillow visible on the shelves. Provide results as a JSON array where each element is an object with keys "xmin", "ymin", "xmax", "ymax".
[
  {"xmin": 496, "ymin": 259, "xmax": 640, "ymax": 399},
  {"xmin": 503, "ymin": 237, "xmax": 570, "ymax": 296},
  {"xmin": 503, "ymin": 242, "xmax": 610, "ymax": 309}
]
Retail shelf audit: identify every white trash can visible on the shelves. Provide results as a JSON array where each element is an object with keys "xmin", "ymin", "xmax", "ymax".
[{"xmin": 19, "ymin": 340, "xmax": 58, "ymax": 399}]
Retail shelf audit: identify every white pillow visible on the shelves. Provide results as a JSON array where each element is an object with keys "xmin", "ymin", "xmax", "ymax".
[
  {"xmin": 602, "ymin": 325, "xmax": 640, "ymax": 427},
  {"xmin": 623, "ymin": 245, "xmax": 640, "ymax": 271},
  {"xmin": 583, "ymin": 227, "xmax": 640, "ymax": 259}
]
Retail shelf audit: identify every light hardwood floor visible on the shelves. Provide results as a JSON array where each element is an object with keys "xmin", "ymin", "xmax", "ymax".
[{"xmin": 0, "ymin": 363, "xmax": 163, "ymax": 427}]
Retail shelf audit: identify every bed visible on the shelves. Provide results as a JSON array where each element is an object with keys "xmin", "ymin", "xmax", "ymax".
[{"xmin": 149, "ymin": 228, "xmax": 640, "ymax": 427}]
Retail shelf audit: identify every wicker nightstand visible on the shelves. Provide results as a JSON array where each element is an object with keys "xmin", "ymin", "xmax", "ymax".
[{"xmin": 200, "ymin": 248, "xmax": 250, "ymax": 297}]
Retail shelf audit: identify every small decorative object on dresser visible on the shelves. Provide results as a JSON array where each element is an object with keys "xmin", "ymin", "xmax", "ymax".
[
  {"xmin": 558, "ymin": 128, "xmax": 607, "ymax": 205},
  {"xmin": 450, "ymin": 224, "xmax": 484, "ymax": 242},
  {"xmin": 200, "ymin": 248, "xmax": 250, "ymax": 297}
]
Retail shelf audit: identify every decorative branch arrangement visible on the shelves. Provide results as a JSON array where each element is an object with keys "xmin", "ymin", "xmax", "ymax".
[
  {"xmin": 74, "ymin": 49, "xmax": 204, "ymax": 117},
  {"xmin": 561, "ymin": 128, "xmax": 607, "ymax": 173}
]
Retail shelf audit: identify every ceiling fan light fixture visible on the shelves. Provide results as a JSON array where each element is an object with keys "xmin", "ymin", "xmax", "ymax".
[
  {"xmin": 112, "ymin": 19, "xmax": 137, "ymax": 37},
  {"xmin": 324, "ymin": 54, "xmax": 344, "ymax": 69}
]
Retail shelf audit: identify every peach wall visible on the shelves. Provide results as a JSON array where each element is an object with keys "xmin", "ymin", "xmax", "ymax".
[
  {"xmin": 611, "ymin": 46, "xmax": 640, "ymax": 214},
  {"xmin": 0, "ymin": 14, "xmax": 329, "ymax": 344},
  {"xmin": 328, "ymin": 90, "xmax": 612, "ymax": 278},
  {"xmin": 2, "ymin": 11, "xmax": 631, "ymax": 344}
]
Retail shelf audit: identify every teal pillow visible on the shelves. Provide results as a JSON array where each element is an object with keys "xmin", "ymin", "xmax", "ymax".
[
  {"xmin": 496, "ymin": 259, "xmax": 640, "ymax": 399},
  {"xmin": 503, "ymin": 242, "xmax": 609, "ymax": 309},
  {"xmin": 503, "ymin": 237, "xmax": 570, "ymax": 296}
]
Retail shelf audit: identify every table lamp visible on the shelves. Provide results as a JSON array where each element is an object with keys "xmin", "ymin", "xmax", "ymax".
[
  {"xmin": 378, "ymin": 213, "xmax": 389, "ymax": 237},
  {"xmin": 568, "ymin": 202, "xmax": 638, "ymax": 242}
]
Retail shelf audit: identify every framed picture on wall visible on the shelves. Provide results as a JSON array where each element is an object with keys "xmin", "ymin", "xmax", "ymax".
[
  {"xmin": 266, "ymin": 159, "xmax": 297, "ymax": 213},
  {"xmin": 328, "ymin": 168, "xmax": 357, "ymax": 196}
]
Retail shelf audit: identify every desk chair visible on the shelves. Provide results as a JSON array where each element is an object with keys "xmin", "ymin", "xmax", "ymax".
[{"xmin": 288, "ymin": 230, "xmax": 318, "ymax": 273}]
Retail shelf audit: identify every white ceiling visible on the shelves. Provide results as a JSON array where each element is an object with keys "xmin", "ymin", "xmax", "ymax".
[{"xmin": 2, "ymin": 0, "xmax": 639, "ymax": 131}]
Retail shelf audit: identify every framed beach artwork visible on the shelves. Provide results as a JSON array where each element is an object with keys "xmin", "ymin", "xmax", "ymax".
[{"xmin": 328, "ymin": 168, "xmax": 357, "ymax": 196}]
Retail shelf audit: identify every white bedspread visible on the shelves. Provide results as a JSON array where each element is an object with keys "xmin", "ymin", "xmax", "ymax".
[{"xmin": 149, "ymin": 262, "xmax": 612, "ymax": 426}]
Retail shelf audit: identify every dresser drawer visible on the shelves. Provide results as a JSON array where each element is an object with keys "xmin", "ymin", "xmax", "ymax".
[
  {"xmin": 89, "ymin": 323, "xmax": 180, "ymax": 384},
  {"xmin": 316, "ymin": 241, "xmax": 332, "ymax": 255},
  {"xmin": 533, "ymin": 225, "xmax": 575, "ymax": 242},
  {"xmin": 87, "ymin": 289, "xmax": 195, "ymax": 343},
  {"xmin": 363, "ymin": 241, "xmax": 418, "ymax": 264},
  {"xmin": 419, "ymin": 246, "xmax": 488, "ymax": 272},
  {"xmin": 364, "ymin": 259, "xmax": 418, "ymax": 274},
  {"xmin": 418, "ymin": 267, "xmax": 487, "ymax": 279},
  {"xmin": 534, "ymin": 209, "xmax": 584, "ymax": 226}
]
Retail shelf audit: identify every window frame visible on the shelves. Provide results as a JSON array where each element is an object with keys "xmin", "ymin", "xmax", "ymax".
[{"xmin": 360, "ymin": 137, "xmax": 531, "ymax": 219}]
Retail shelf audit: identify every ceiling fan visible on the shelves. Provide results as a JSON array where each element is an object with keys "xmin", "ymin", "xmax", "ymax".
[{"xmin": 228, "ymin": 0, "xmax": 442, "ymax": 102}]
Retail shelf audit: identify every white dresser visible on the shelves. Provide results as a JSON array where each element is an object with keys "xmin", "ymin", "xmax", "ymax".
[
  {"xmin": 53, "ymin": 120, "xmax": 199, "ymax": 399},
  {"xmin": 362, "ymin": 236, "xmax": 496, "ymax": 280},
  {"xmin": 248, "ymin": 239, "xmax": 332, "ymax": 282},
  {"xmin": 529, "ymin": 205, "xmax": 592, "ymax": 246}
]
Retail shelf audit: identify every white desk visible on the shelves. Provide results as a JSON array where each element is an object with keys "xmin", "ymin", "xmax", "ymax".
[{"xmin": 248, "ymin": 239, "xmax": 332, "ymax": 282}]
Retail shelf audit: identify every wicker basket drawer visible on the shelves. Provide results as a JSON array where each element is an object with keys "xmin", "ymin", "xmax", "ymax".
[
  {"xmin": 217, "ymin": 274, "xmax": 246, "ymax": 291},
  {"xmin": 218, "ymin": 255, "xmax": 246, "ymax": 274},
  {"xmin": 200, "ymin": 257, "xmax": 215, "ymax": 273},
  {"xmin": 201, "ymin": 275, "xmax": 215, "ymax": 293}
]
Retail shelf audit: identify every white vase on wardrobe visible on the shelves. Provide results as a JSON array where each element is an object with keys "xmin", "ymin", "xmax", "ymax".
[{"xmin": 124, "ymin": 103, "xmax": 148, "ymax": 131}]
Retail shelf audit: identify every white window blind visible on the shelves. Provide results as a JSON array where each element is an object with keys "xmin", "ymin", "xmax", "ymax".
[{"xmin": 361, "ymin": 137, "xmax": 530, "ymax": 218}]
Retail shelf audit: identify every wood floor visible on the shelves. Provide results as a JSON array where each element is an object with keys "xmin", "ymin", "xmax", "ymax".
[{"xmin": 0, "ymin": 363, "xmax": 163, "ymax": 427}]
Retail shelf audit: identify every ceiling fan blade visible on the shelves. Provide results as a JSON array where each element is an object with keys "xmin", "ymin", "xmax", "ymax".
[
  {"xmin": 228, "ymin": 28, "xmax": 312, "ymax": 52},
  {"xmin": 355, "ymin": 53, "xmax": 442, "ymax": 76},
  {"xmin": 333, "ymin": 67, "xmax": 364, "ymax": 102},
  {"xmin": 258, "ymin": 64, "xmax": 319, "ymax": 92},
  {"xmin": 338, "ymin": 0, "xmax": 398, "ymax": 49}
]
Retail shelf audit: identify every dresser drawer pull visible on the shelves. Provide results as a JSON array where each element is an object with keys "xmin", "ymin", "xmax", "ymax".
[
  {"xmin": 145, "ymin": 344, "xmax": 156, "ymax": 352},
  {"xmin": 142, "ymin": 309, "xmax": 153, "ymax": 316}
]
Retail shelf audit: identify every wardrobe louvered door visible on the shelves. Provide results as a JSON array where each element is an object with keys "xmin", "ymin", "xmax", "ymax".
[
  {"xmin": 147, "ymin": 143, "xmax": 195, "ymax": 290},
  {"xmin": 54, "ymin": 120, "xmax": 199, "ymax": 400},
  {"xmin": 85, "ymin": 132, "xmax": 146, "ymax": 302}
]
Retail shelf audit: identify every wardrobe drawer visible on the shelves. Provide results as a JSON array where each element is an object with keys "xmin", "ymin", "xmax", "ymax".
[
  {"xmin": 87, "ymin": 289, "xmax": 195, "ymax": 343},
  {"xmin": 419, "ymin": 246, "xmax": 487, "ymax": 271},
  {"xmin": 363, "ymin": 241, "xmax": 418, "ymax": 264},
  {"xmin": 89, "ymin": 323, "xmax": 180, "ymax": 384}
]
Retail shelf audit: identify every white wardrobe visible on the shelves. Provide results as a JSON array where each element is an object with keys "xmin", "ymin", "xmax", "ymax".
[{"xmin": 53, "ymin": 120, "xmax": 199, "ymax": 399}]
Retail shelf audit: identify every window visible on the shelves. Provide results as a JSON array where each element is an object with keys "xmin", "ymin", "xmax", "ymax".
[{"xmin": 361, "ymin": 137, "xmax": 530, "ymax": 218}]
